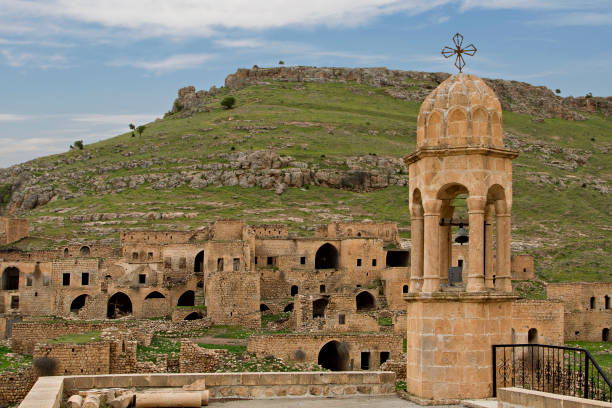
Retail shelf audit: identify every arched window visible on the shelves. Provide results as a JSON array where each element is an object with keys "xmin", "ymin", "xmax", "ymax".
[
  {"xmin": 402, "ymin": 285, "xmax": 408, "ymax": 294},
  {"xmin": 356, "ymin": 291, "xmax": 375, "ymax": 311},
  {"xmin": 603, "ymin": 328, "xmax": 610, "ymax": 342},
  {"xmin": 64, "ymin": 248, "xmax": 69, "ymax": 257},
  {"xmin": 283, "ymin": 303, "xmax": 294, "ymax": 312},
  {"xmin": 260, "ymin": 304, "xmax": 270, "ymax": 312},
  {"xmin": 79, "ymin": 246, "xmax": 91, "ymax": 256},
  {"xmin": 605, "ymin": 296, "xmax": 610, "ymax": 310},
  {"xmin": 290, "ymin": 285, "xmax": 298, "ymax": 296},
  {"xmin": 318, "ymin": 341, "xmax": 349, "ymax": 371},
  {"xmin": 185, "ymin": 312, "xmax": 203, "ymax": 320},
  {"xmin": 107, "ymin": 292, "xmax": 132, "ymax": 319},
  {"xmin": 313, "ymin": 298, "xmax": 328, "ymax": 318},
  {"xmin": 70, "ymin": 294, "xmax": 88, "ymax": 313},
  {"xmin": 144, "ymin": 291, "xmax": 165, "ymax": 300},
  {"xmin": 177, "ymin": 290, "xmax": 195, "ymax": 307},
  {"xmin": 315, "ymin": 243, "xmax": 339, "ymax": 269}
]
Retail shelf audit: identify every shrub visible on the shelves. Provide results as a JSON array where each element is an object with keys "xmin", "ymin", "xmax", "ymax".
[
  {"xmin": 278, "ymin": 60, "xmax": 285, "ymax": 65},
  {"xmin": 586, "ymin": 92, "xmax": 593, "ymax": 99},
  {"xmin": 173, "ymin": 100, "xmax": 183, "ymax": 112},
  {"xmin": 34, "ymin": 357, "xmax": 58, "ymax": 376},
  {"xmin": 221, "ymin": 96, "xmax": 236, "ymax": 109},
  {"xmin": 555, "ymin": 89, "xmax": 561, "ymax": 94},
  {"xmin": 74, "ymin": 140, "xmax": 84, "ymax": 150},
  {"xmin": 137, "ymin": 125, "xmax": 146, "ymax": 136},
  {"xmin": 129, "ymin": 123, "xmax": 135, "ymax": 130}
]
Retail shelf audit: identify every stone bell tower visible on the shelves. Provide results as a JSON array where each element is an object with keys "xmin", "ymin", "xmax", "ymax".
[{"xmin": 403, "ymin": 73, "xmax": 519, "ymax": 401}]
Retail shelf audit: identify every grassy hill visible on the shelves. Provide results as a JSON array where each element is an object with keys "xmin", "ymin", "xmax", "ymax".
[{"xmin": 1, "ymin": 74, "xmax": 610, "ymax": 283}]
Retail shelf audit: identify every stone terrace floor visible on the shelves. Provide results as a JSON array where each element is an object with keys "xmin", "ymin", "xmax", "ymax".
[{"xmin": 214, "ymin": 395, "xmax": 463, "ymax": 407}]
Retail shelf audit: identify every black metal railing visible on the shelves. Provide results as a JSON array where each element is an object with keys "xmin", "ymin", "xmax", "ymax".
[{"xmin": 492, "ymin": 344, "xmax": 612, "ymax": 402}]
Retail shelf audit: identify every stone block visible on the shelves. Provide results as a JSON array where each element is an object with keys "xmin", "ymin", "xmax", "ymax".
[
  {"xmin": 287, "ymin": 385, "xmax": 307, "ymax": 396},
  {"xmin": 219, "ymin": 387, "xmax": 234, "ymax": 397},
  {"xmin": 275, "ymin": 387, "xmax": 287, "ymax": 397},
  {"xmin": 234, "ymin": 386, "xmax": 249, "ymax": 398},
  {"xmin": 330, "ymin": 385, "xmax": 344, "ymax": 396},
  {"xmin": 249, "ymin": 387, "xmax": 266, "ymax": 398},
  {"xmin": 239, "ymin": 373, "xmax": 261, "ymax": 386},
  {"xmin": 357, "ymin": 385, "xmax": 372, "ymax": 394},
  {"xmin": 344, "ymin": 385, "xmax": 356, "ymax": 395}
]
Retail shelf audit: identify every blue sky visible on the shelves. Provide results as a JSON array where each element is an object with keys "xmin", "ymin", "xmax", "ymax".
[{"xmin": 0, "ymin": 0, "xmax": 610, "ymax": 167}]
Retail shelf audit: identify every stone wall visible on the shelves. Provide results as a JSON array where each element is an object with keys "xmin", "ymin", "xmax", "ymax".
[
  {"xmin": 510, "ymin": 255, "xmax": 535, "ymax": 280},
  {"xmin": 206, "ymin": 270, "xmax": 260, "ymax": 329},
  {"xmin": 0, "ymin": 366, "xmax": 37, "ymax": 407},
  {"xmin": 497, "ymin": 387, "xmax": 611, "ymax": 408},
  {"xmin": 179, "ymin": 339, "xmax": 226, "ymax": 373},
  {"xmin": 33, "ymin": 341, "xmax": 110, "ymax": 375},
  {"xmin": 0, "ymin": 216, "xmax": 29, "ymax": 245},
  {"xmin": 511, "ymin": 299, "xmax": 565, "ymax": 345},
  {"xmin": 247, "ymin": 333, "xmax": 402, "ymax": 371}
]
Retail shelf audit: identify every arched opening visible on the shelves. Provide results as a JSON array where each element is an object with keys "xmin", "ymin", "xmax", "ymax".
[
  {"xmin": 290, "ymin": 285, "xmax": 298, "ymax": 296},
  {"xmin": 107, "ymin": 292, "xmax": 132, "ymax": 318},
  {"xmin": 283, "ymin": 303, "xmax": 294, "ymax": 312},
  {"xmin": 315, "ymin": 243, "xmax": 338, "ymax": 269},
  {"xmin": 356, "ymin": 291, "xmax": 375, "ymax": 311},
  {"xmin": 260, "ymin": 304, "xmax": 270, "ymax": 312},
  {"xmin": 318, "ymin": 341, "xmax": 349, "ymax": 371},
  {"xmin": 184, "ymin": 312, "xmax": 203, "ymax": 320},
  {"xmin": 144, "ymin": 291, "xmax": 165, "ymax": 299},
  {"xmin": 528, "ymin": 328, "xmax": 538, "ymax": 344},
  {"xmin": 313, "ymin": 298, "xmax": 328, "ymax": 318},
  {"xmin": 64, "ymin": 248, "xmax": 69, "ymax": 257},
  {"xmin": 385, "ymin": 250, "xmax": 410, "ymax": 267},
  {"xmin": 606, "ymin": 296, "xmax": 610, "ymax": 310},
  {"xmin": 1, "ymin": 267, "xmax": 19, "ymax": 290},
  {"xmin": 79, "ymin": 246, "xmax": 91, "ymax": 256},
  {"xmin": 425, "ymin": 110, "xmax": 443, "ymax": 145},
  {"xmin": 402, "ymin": 285, "xmax": 408, "ymax": 294},
  {"xmin": 603, "ymin": 328, "xmax": 610, "ymax": 342},
  {"xmin": 70, "ymin": 294, "xmax": 88, "ymax": 313},
  {"xmin": 194, "ymin": 250, "xmax": 204, "ymax": 273},
  {"xmin": 177, "ymin": 290, "xmax": 195, "ymax": 307},
  {"xmin": 590, "ymin": 297, "xmax": 596, "ymax": 309}
]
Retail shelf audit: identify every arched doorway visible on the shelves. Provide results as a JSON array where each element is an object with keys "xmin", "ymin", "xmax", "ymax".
[
  {"xmin": 528, "ymin": 328, "xmax": 538, "ymax": 344},
  {"xmin": 194, "ymin": 250, "xmax": 204, "ymax": 273},
  {"xmin": 260, "ymin": 304, "xmax": 270, "ymax": 312},
  {"xmin": 603, "ymin": 328, "xmax": 610, "ymax": 342},
  {"xmin": 177, "ymin": 290, "xmax": 195, "ymax": 306},
  {"xmin": 356, "ymin": 291, "xmax": 375, "ymax": 311},
  {"xmin": 185, "ymin": 312, "xmax": 203, "ymax": 320},
  {"xmin": 290, "ymin": 285, "xmax": 298, "ymax": 296},
  {"xmin": 144, "ymin": 291, "xmax": 165, "ymax": 299},
  {"xmin": 79, "ymin": 246, "xmax": 91, "ymax": 256},
  {"xmin": 315, "ymin": 243, "xmax": 338, "ymax": 269},
  {"xmin": 284, "ymin": 303, "xmax": 294, "ymax": 312},
  {"xmin": 318, "ymin": 341, "xmax": 349, "ymax": 371},
  {"xmin": 70, "ymin": 294, "xmax": 88, "ymax": 313},
  {"xmin": 107, "ymin": 292, "xmax": 132, "ymax": 318},
  {"xmin": 1, "ymin": 267, "xmax": 19, "ymax": 290}
]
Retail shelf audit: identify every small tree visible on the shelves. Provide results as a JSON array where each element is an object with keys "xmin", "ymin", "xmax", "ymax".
[
  {"xmin": 136, "ymin": 125, "xmax": 146, "ymax": 136},
  {"xmin": 74, "ymin": 140, "xmax": 84, "ymax": 150},
  {"xmin": 221, "ymin": 96, "xmax": 236, "ymax": 109},
  {"xmin": 279, "ymin": 60, "xmax": 285, "ymax": 65},
  {"xmin": 586, "ymin": 92, "xmax": 593, "ymax": 99},
  {"xmin": 555, "ymin": 89, "xmax": 561, "ymax": 94},
  {"xmin": 129, "ymin": 123, "xmax": 135, "ymax": 130}
]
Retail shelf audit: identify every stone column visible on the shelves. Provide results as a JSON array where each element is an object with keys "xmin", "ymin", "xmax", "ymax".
[
  {"xmin": 495, "ymin": 200, "xmax": 512, "ymax": 292},
  {"xmin": 466, "ymin": 196, "xmax": 486, "ymax": 292},
  {"xmin": 422, "ymin": 199, "xmax": 442, "ymax": 293},
  {"xmin": 484, "ymin": 203, "xmax": 495, "ymax": 289},
  {"xmin": 409, "ymin": 203, "xmax": 424, "ymax": 293},
  {"xmin": 439, "ymin": 201, "xmax": 453, "ymax": 286}
]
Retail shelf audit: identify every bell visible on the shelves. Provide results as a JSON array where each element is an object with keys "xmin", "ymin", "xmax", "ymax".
[{"xmin": 455, "ymin": 224, "xmax": 469, "ymax": 245}]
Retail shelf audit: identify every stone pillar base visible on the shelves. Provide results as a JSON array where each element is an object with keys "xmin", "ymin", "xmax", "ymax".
[{"xmin": 404, "ymin": 292, "xmax": 516, "ymax": 402}]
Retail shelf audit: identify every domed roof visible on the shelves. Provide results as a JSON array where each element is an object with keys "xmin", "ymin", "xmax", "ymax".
[{"xmin": 416, "ymin": 73, "xmax": 504, "ymax": 149}]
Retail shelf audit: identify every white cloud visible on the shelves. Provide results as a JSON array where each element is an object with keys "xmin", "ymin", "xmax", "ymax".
[
  {"xmin": 215, "ymin": 38, "xmax": 266, "ymax": 48},
  {"xmin": 70, "ymin": 114, "xmax": 159, "ymax": 125},
  {"xmin": 531, "ymin": 12, "xmax": 612, "ymax": 26},
  {"xmin": 0, "ymin": 114, "xmax": 29, "ymax": 121},
  {"xmin": 0, "ymin": 49, "xmax": 67, "ymax": 68},
  {"xmin": 108, "ymin": 53, "xmax": 214, "ymax": 73}
]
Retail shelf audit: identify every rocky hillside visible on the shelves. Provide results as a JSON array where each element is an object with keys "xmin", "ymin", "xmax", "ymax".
[{"xmin": 0, "ymin": 67, "xmax": 610, "ymax": 283}]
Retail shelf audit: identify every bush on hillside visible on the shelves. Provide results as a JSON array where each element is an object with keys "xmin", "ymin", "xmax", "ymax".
[
  {"xmin": 221, "ymin": 96, "xmax": 236, "ymax": 109},
  {"xmin": 74, "ymin": 140, "xmax": 84, "ymax": 150}
]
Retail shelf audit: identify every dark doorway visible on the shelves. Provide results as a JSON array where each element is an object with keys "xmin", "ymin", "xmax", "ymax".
[
  {"xmin": 79, "ymin": 246, "xmax": 90, "ymax": 256},
  {"xmin": 1, "ymin": 267, "xmax": 19, "ymax": 290},
  {"xmin": 184, "ymin": 312, "xmax": 203, "ymax": 320},
  {"xmin": 590, "ymin": 297, "xmax": 596, "ymax": 309},
  {"xmin": 318, "ymin": 341, "xmax": 349, "ymax": 371},
  {"xmin": 380, "ymin": 351, "xmax": 390, "ymax": 365},
  {"xmin": 145, "ymin": 291, "xmax": 165, "ymax": 299},
  {"xmin": 194, "ymin": 251, "xmax": 204, "ymax": 273},
  {"xmin": 528, "ymin": 328, "xmax": 538, "ymax": 344},
  {"xmin": 402, "ymin": 285, "xmax": 408, "ymax": 294},
  {"xmin": 70, "ymin": 294, "xmax": 88, "ymax": 313},
  {"xmin": 356, "ymin": 291, "xmax": 375, "ymax": 311},
  {"xmin": 385, "ymin": 250, "xmax": 410, "ymax": 267},
  {"xmin": 603, "ymin": 328, "xmax": 610, "ymax": 342},
  {"xmin": 283, "ymin": 303, "xmax": 294, "ymax": 312},
  {"xmin": 606, "ymin": 296, "xmax": 610, "ymax": 310},
  {"xmin": 260, "ymin": 304, "xmax": 270, "ymax": 312},
  {"xmin": 313, "ymin": 298, "xmax": 328, "ymax": 318},
  {"xmin": 177, "ymin": 290, "xmax": 195, "ymax": 306},
  {"xmin": 315, "ymin": 243, "xmax": 338, "ymax": 269},
  {"xmin": 107, "ymin": 292, "xmax": 132, "ymax": 318},
  {"xmin": 291, "ymin": 285, "xmax": 298, "ymax": 296},
  {"xmin": 361, "ymin": 352, "xmax": 370, "ymax": 370}
]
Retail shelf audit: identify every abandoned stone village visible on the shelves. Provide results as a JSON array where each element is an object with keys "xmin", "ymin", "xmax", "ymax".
[{"xmin": 1, "ymin": 71, "xmax": 610, "ymax": 408}]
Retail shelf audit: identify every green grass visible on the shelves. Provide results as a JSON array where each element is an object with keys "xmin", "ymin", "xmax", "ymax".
[
  {"xmin": 565, "ymin": 341, "xmax": 612, "ymax": 377},
  {"xmin": 6, "ymin": 78, "xmax": 611, "ymax": 282},
  {"xmin": 197, "ymin": 343, "xmax": 247, "ymax": 353},
  {"xmin": 0, "ymin": 345, "xmax": 32, "ymax": 372},
  {"xmin": 48, "ymin": 331, "xmax": 101, "ymax": 344},
  {"xmin": 378, "ymin": 317, "xmax": 393, "ymax": 326},
  {"xmin": 136, "ymin": 336, "xmax": 180, "ymax": 362},
  {"xmin": 261, "ymin": 312, "xmax": 290, "ymax": 328}
]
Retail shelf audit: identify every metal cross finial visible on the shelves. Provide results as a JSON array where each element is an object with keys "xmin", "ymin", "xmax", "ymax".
[{"xmin": 441, "ymin": 33, "xmax": 477, "ymax": 73}]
